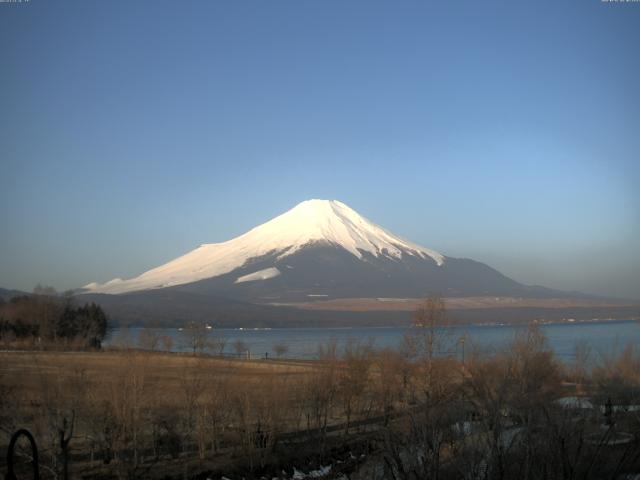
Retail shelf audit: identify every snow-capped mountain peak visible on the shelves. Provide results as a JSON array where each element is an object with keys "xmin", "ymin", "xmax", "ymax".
[
  {"xmin": 84, "ymin": 199, "xmax": 444, "ymax": 294},
  {"xmin": 248, "ymin": 199, "xmax": 444, "ymax": 263}
]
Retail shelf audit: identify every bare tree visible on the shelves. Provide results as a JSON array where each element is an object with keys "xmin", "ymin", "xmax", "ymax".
[
  {"xmin": 339, "ymin": 338, "xmax": 373, "ymax": 434},
  {"xmin": 31, "ymin": 356, "xmax": 86, "ymax": 478},
  {"xmin": 273, "ymin": 342, "xmax": 288, "ymax": 358},
  {"xmin": 179, "ymin": 360, "xmax": 206, "ymax": 457},
  {"xmin": 207, "ymin": 331, "xmax": 227, "ymax": 356},
  {"xmin": 161, "ymin": 335, "xmax": 174, "ymax": 353},
  {"xmin": 301, "ymin": 339, "xmax": 340, "ymax": 454},
  {"xmin": 572, "ymin": 339, "xmax": 592, "ymax": 387},
  {"xmin": 403, "ymin": 295, "xmax": 452, "ymax": 399},
  {"xmin": 461, "ymin": 325, "xmax": 562, "ymax": 480},
  {"xmin": 408, "ymin": 295, "xmax": 448, "ymax": 356},
  {"xmin": 112, "ymin": 326, "xmax": 134, "ymax": 350},
  {"xmin": 201, "ymin": 363, "xmax": 233, "ymax": 455},
  {"xmin": 233, "ymin": 339, "xmax": 248, "ymax": 358},
  {"xmin": 181, "ymin": 323, "xmax": 210, "ymax": 355},
  {"xmin": 138, "ymin": 328, "xmax": 161, "ymax": 351},
  {"xmin": 373, "ymin": 348, "xmax": 406, "ymax": 425}
]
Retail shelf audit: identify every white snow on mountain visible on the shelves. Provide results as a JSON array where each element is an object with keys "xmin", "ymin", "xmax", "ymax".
[
  {"xmin": 83, "ymin": 199, "xmax": 445, "ymax": 294},
  {"xmin": 235, "ymin": 267, "xmax": 281, "ymax": 284}
]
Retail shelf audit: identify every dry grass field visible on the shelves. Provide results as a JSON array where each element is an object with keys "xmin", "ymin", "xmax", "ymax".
[
  {"xmin": 0, "ymin": 350, "xmax": 316, "ymax": 397},
  {"xmin": 0, "ymin": 350, "xmax": 329, "ymax": 479}
]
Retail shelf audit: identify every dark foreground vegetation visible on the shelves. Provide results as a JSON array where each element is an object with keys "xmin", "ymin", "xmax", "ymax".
[
  {"xmin": 0, "ymin": 286, "xmax": 108, "ymax": 349},
  {"xmin": 1, "ymin": 298, "xmax": 640, "ymax": 479}
]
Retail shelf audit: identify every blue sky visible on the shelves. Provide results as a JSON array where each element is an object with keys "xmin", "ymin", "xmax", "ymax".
[{"xmin": 1, "ymin": 0, "xmax": 639, "ymax": 299}]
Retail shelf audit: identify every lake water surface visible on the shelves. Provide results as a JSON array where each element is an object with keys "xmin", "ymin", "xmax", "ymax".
[{"xmin": 107, "ymin": 319, "xmax": 640, "ymax": 362}]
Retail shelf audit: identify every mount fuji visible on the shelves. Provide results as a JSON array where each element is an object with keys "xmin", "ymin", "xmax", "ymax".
[
  {"xmin": 76, "ymin": 199, "xmax": 640, "ymax": 326},
  {"xmin": 83, "ymin": 199, "xmax": 556, "ymax": 304}
]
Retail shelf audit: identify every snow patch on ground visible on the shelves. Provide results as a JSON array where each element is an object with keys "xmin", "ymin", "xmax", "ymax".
[
  {"xmin": 235, "ymin": 267, "xmax": 281, "ymax": 284},
  {"xmin": 293, "ymin": 465, "xmax": 331, "ymax": 479}
]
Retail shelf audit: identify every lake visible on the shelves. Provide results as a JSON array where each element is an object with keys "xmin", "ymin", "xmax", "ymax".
[{"xmin": 107, "ymin": 319, "xmax": 640, "ymax": 363}]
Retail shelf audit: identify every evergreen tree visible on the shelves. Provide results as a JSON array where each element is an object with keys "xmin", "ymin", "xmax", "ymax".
[{"xmin": 0, "ymin": 292, "xmax": 109, "ymax": 348}]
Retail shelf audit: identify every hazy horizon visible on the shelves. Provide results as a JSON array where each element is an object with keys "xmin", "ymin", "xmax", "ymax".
[{"xmin": 1, "ymin": 1, "xmax": 639, "ymax": 299}]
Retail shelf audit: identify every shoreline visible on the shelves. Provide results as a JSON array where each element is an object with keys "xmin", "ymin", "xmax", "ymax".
[{"xmin": 111, "ymin": 316, "xmax": 640, "ymax": 331}]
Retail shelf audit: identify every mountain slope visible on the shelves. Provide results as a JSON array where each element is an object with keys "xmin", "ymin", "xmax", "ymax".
[
  {"xmin": 83, "ymin": 199, "xmax": 567, "ymax": 303},
  {"xmin": 168, "ymin": 243, "xmax": 557, "ymax": 302}
]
